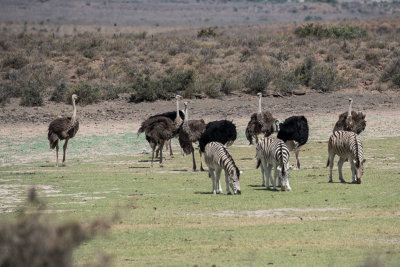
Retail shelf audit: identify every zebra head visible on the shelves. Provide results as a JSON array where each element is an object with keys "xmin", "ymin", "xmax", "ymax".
[
  {"xmin": 354, "ymin": 158, "xmax": 365, "ymax": 184},
  {"xmin": 277, "ymin": 165, "xmax": 291, "ymax": 191},
  {"xmin": 228, "ymin": 168, "xmax": 241, "ymax": 195},
  {"xmin": 273, "ymin": 119, "xmax": 283, "ymax": 133}
]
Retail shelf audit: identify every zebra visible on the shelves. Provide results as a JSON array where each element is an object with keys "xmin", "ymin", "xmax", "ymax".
[
  {"xmin": 327, "ymin": 130, "xmax": 365, "ymax": 184},
  {"xmin": 256, "ymin": 137, "xmax": 291, "ymax": 191},
  {"xmin": 204, "ymin": 142, "xmax": 241, "ymax": 195}
]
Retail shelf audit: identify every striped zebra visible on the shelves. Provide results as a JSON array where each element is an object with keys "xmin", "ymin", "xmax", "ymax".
[
  {"xmin": 256, "ymin": 137, "xmax": 291, "ymax": 191},
  {"xmin": 204, "ymin": 142, "xmax": 241, "ymax": 195},
  {"xmin": 327, "ymin": 130, "xmax": 365, "ymax": 184}
]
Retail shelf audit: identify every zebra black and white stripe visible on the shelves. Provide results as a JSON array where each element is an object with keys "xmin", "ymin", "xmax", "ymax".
[
  {"xmin": 256, "ymin": 137, "xmax": 291, "ymax": 191},
  {"xmin": 327, "ymin": 130, "xmax": 364, "ymax": 184},
  {"xmin": 204, "ymin": 142, "xmax": 241, "ymax": 195}
]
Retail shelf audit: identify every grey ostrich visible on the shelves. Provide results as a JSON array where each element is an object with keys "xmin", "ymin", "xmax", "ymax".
[
  {"xmin": 333, "ymin": 98, "xmax": 366, "ymax": 134},
  {"xmin": 245, "ymin": 92, "xmax": 281, "ymax": 145},
  {"xmin": 137, "ymin": 116, "xmax": 178, "ymax": 167},
  {"xmin": 48, "ymin": 94, "xmax": 79, "ymax": 167},
  {"xmin": 178, "ymin": 102, "xmax": 206, "ymax": 171}
]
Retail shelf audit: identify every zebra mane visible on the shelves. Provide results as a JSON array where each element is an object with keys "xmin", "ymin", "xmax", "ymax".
[{"xmin": 220, "ymin": 145, "xmax": 240, "ymax": 177}]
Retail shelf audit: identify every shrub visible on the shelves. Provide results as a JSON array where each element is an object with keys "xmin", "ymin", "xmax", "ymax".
[
  {"xmin": 67, "ymin": 82, "xmax": 101, "ymax": 105},
  {"xmin": 295, "ymin": 56, "xmax": 317, "ymax": 87},
  {"xmin": 274, "ymin": 71, "xmax": 300, "ymax": 95},
  {"xmin": 2, "ymin": 54, "xmax": 28, "ymax": 69},
  {"xmin": 381, "ymin": 59, "xmax": 400, "ymax": 89},
  {"xmin": 20, "ymin": 76, "xmax": 45, "ymax": 107},
  {"xmin": 197, "ymin": 27, "xmax": 217, "ymax": 38},
  {"xmin": 50, "ymin": 81, "xmax": 67, "ymax": 102},
  {"xmin": 294, "ymin": 24, "xmax": 368, "ymax": 39},
  {"xmin": 220, "ymin": 79, "xmax": 240, "ymax": 95},
  {"xmin": 130, "ymin": 70, "xmax": 195, "ymax": 103},
  {"xmin": 310, "ymin": 65, "xmax": 338, "ymax": 92},
  {"xmin": 0, "ymin": 83, "xmax": 12, "ymax": 106},
  {"xmin": 244, "ymin": 65, "xmax": 273, "ymax": 94}
]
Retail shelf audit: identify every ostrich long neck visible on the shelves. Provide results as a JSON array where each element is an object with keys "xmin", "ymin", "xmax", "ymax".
[
  {"xmin": 184, "ymin": 104, "xmax": 189, "ymax": 126},
  {"xmin": 348, "ymin": 100, "xmax": 353, "ymax": 118},
  {"xmin": 71, "ymin": 98, "xmax": 77, "ymax": 124},
  {"xmin": 176, "ymin": 98, "xmax": 180, "ymax": 121},
  {"xmin": 258, "ymin": 95, "xmax": 262, "ymax": 115}
]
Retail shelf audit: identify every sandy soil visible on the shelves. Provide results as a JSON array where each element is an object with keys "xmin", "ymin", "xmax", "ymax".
[{"xmin": 1, "ymin": 89, "xmax": 400, "ymax": 140}]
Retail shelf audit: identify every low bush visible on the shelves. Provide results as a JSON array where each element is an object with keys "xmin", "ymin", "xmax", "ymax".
[
  {"xmin": 381, "ymin": 59, "xmax": 400, "ymax": 89},
  {"xmin": 50, "ymin": 81, "xmax": 68, "ymax": 102},
  {"xmin": 20, "ymin": 76, "xmax": 45, "ymax": 107},
  {"xmin": 67, "ymin": 82, "xmax": 101, "ymax": 105},
  {"xmin": 294, "ymin": 24, "xmax": 368, "ymax": 39},
  {"xmin": 0, "ymin": 83, "xmax": 12, "ymax": 106},
  {"xmin": 2, "ymin": 54, "xmax": 28, "ymax": 69},
  {"xmin": 220, "ymin": 79, "xmax": 241, "ymax": 95},
  {"xmin": 197, "ymin": 27, "xmax": 217, "ymax": 38},
  {"xmin": 310, "ymin": 65, "xmax": 339, "ymax": 92},
  {"xmin": 274, "ymin": 71, "xmax": 301, "ymax": 95},
  {"xmin": 295, "ymin": 56, "xmax": 317, "ymax": 87},
  {"xmin": 244, "ymin": 65, "xmax": 273, "ymax": 94}
]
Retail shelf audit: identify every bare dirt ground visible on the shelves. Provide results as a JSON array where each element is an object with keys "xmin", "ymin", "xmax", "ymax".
[{"xmin": 1, "ymin": 89, "xmax": 399, "ymax": 140}]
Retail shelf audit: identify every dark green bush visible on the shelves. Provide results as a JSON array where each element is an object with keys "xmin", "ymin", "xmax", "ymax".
[
  {"xmin": 2, "ymin": 54, "xmax": 28, "ymax": 69},
  {"xmin": 310, "ymin": 65, "xmax": 338, "ymax": 92},
  {"xmin": 294, "ymin": 24, "xmax": 368, "ymax": 39},
  {"xmin": 67, "ymin": 82, "xmax": 101, "ymax": 105},
  {"xmin": 130, "ymin": 70, "xmax": 195, "ymax": 103},
  {"xmin": 0, "ymin": 83, "xmax": 12, "ymax": 106},
  {"xmin": 20, "ymin": 76, "xmax": 44, "ymax": 106},
  {"xmin": 381, "ymin": 59, "xmax": 400, "ymax": 89},
  {"xmin": 274, "ymin": 71, "xmax": 300, "ymax": 95},
  {"xmin": 197, "ymin": 27, "xmax": 217, "ymax": 38},
  {"xmin": 220, "ymin": 79, "xmax": 240, "ymax": 95},
  {"xmin": 50, "ymin": 81, "xmax": 67, "ymax": 102},
  {"xmin": 244, "ymin": 65, "xmax": 273, "ymax": 94},
  {"xmin": 295, "ymin": 56, "xmax": 317, "ymax": 87}
]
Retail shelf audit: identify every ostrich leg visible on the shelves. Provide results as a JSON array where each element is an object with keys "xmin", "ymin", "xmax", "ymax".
[
  {"xmin": 199, "ymin": 151, "xmax": 205, "ymax": 171},
  {"xmin": 191, "ymin": 148, "xmax": 197, "ymax": 171},
  {"xmin": 55, "ymin": 143, "xmax": 59, "ymax": 167},
  {"xmin": 159, "ymin": 142, "xmax": 165, "ymax": 167},
  {"xmin": 62, "ymin": 138, "xmax": 69, "ymax": 166}
]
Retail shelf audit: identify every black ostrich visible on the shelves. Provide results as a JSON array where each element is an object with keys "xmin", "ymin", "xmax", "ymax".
[
  {"xmin": 277, "ymin": 116, "xmax": 309, "ymax": 169},
  {"xmin": 245, "ymin": 92, "xmax": 281, "ymax": 145},
  {"xmin": 48, "ymin": 94, "xmax": 79, "ymax": 167},
  {"xmin": 178, "ymin": 102, "xmax": 206, "ymax": 171},
  {"xmin": 333, "ymin": 98, "xmax": 366, "ymax": 134},
  {"xmin": 199, "ymin": 120, "xmax": 237, "ymax": 156}
]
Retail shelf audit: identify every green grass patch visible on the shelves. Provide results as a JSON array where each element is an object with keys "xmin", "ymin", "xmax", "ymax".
[{"xmin": 0, "ymin": 137, "xmax": 400, "ymax": 266}]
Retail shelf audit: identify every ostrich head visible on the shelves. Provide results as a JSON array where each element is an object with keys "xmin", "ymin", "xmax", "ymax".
[
  {"xmin": 257, "ymin": 92, "xmax": 262, "ymax": 97},
  {"xmin": 273, "ymin": 119, "xmax": 283, "ymax": 132},
  {"xmin": 71, "ymin": 94, "xmax": 78, "ymax": 102},
  {"xmin": 176, "ymin": 95, "xmax": 182, "ymax": 100}
]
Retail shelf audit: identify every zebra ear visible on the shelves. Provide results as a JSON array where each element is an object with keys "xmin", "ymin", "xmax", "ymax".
[
  {"xmin": 362, "ymin": 159, "xmax": 366, "ymax": 164},
  {"xmin": 276, "ymin": 166, "xmax": 282, "ymax": 171},
  {"xmin": 240, "ymin": 171, "xmax": 243, "ymax": 174}
]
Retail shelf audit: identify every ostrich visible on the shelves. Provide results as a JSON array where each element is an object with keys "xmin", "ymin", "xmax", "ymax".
[
  {"xmin": 48, "ymin": 94, "xmax": 79, "ymax": 167},
  {"xmin": 199, "ymin": 120, "xmax": 237, "ymax": 157},
  {"xmin": 178, "ymin": 102, "xmax": 206, "ymax": 171},
  {"xmin": 277, "ymin": 116, "xmax": 309, "ymax": 169},
  {"xmin": 245, "ymin": 92, "xmax": 281, "ymax": 145},
  {"xmin": 333, "ymin": 98, "xmax": 366, "ymax": 134},
  {"xmin": 145, "ymin": 97, "xmax": 185, "ymax": 159},
  {"xmin": 137, "ymin": 116, "xmax": 178, "ymax": 167}
]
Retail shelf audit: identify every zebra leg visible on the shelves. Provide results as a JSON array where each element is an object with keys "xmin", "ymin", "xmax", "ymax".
[
  {"xmin": 328, "ymin": 154, "xmax": 335, "ymax": 183},
  {"xmin": 266, "ymin": 164, "xmax": 273, "ymax": 190},
  {"xmin": 338, "ymin": 157, "xmax": 346, "ymax": 183},
  {"xmin": 216, "ymin": 168, "xmax": 223, "ymax": 194},
  {"xmin": 209, "ymin": 169, "xmax": 217, "ymax": 194},
  {"xmin": 272, "ymin": 165, "xmax": 278, "ymax": 190},
  {"xmin": 55, "ymin": 143, "xmax": 59, "ymax": 167},
  {"xmin": 62, "ymin": 138, "xmax": 69, "ymax": 166},
  {"xmin": 260, "ymin": 162, "xmax": 265, "ymax": 187}
]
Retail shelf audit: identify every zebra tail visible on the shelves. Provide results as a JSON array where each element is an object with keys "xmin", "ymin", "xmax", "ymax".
[
  {"xmin": 326, "ymin": 158, "xmax": 330, "ymax": 168},
  {"xmin": 256, "ymin": 158, "xmax": 261, "ymax": 169}
]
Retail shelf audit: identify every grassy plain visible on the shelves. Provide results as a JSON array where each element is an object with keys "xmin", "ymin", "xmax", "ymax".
[{"xmin": 1, "ymin": 135, "xmax": 399, "ymax": 266}]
